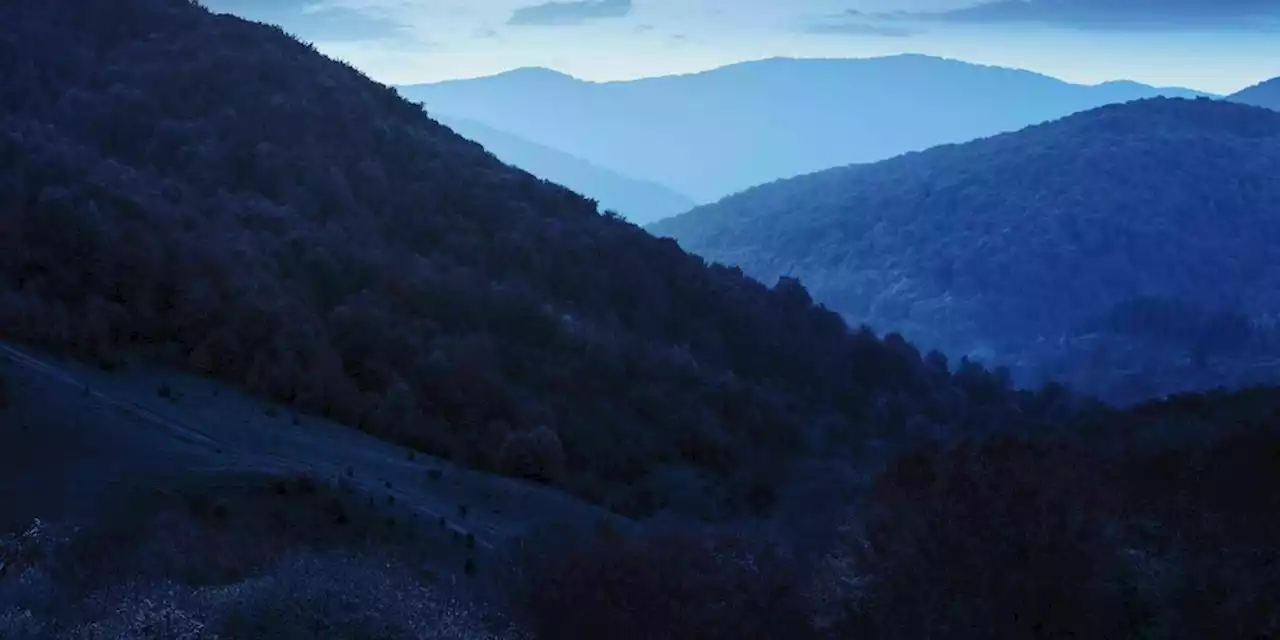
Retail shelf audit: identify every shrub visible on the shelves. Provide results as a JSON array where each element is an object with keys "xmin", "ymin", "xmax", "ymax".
[
  {"xmin": 832, "ymin": 439, "xmax": 1133, "ymax": 640},
  {"xmin": 213, "ymin": 551, "xmax": 513, "ymax": 640},
  {"xmin": 1, "ymin": 520, "xmax": 524, "ymax": 640},
  {"xmin": 0, "ymin": 520, "xmax": 69, "ymax": 631},
  {"xmin": 506, "ymin": 526, "xmax": 815, "ymax": 640},
  {"xmin": 65, "ymin": 582, "xmax": 213, "ymax": 640},
  {"xmin": 496, "ymin": 427, "xmax": 566, "ymax": 483},
  {"xmin": 0, "ymin": 608, "xmax": 48, "ymax": 640},
  {"xmin": 0, "ymin": 519, "xmax": 70, "ymax": 583},
  {"xmin": 1116, "ymin": 429, "xmax": 1280, "ymax": 638}
]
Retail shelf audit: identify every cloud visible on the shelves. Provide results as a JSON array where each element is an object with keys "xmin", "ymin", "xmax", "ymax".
[
  {"xmin": 202, "ymin": 0, "xmax": 418, "ymax": 42},
  {"xmin": 804, "ymin": 15, "xmax": 917, "ymax": 37},
  {"xmin": 507, "ymin": 0, "xmax": 633, "ymax": 26},
  {"xmin": 880, "ymin": 0, "xmax": 1280, "ymax": 31}
]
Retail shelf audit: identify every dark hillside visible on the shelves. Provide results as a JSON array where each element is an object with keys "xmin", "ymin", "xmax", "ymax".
[
  {"xmin": 0, "ymin": 0, "xmax": 1047, "ymax": 519},
  {"xmin": 498, "ymin": 385, "xmax": 1280, "ymax": 639},
  {"xmin": 650, "ymin": 97, "xmax": 1280, "ymax": 402}
]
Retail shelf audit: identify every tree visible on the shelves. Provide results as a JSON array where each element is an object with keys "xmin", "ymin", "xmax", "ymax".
[
  {"xmin": 774, "ymin": 276, "xmax": 813, "ymax": 308},
  {"xmin": 497, "ymin": 426, "xmax": 566, "ymax": 483},
  {"xmin": 366, "ymin": 378, "xmax": 417, "ymax": 437}
]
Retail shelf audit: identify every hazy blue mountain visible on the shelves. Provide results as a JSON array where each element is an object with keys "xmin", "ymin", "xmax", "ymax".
[
  {"xmin": 432, "ymin": 114, "xmax": 696, "ymax": 224},
  {"xmin": 1229, "ymin": 76, "xmax": 1280, "ymax": 110},
  {"xmin": 649, "ymin": 97, "xmax": 1280, "ymax": 403},
  {"xmin": 400, "ymin": 56, "xmax": 1209, "ymax": 202}
]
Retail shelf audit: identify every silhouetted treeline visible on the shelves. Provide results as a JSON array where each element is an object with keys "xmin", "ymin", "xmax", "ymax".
[{"xmin": 500, "ymin": 387, "xmax": 1280, "ymax": 639}]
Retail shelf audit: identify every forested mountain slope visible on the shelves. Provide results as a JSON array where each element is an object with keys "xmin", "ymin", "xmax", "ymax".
[
  {"xmin": 650, "ymin": 97, "xmax": 1280, "ymax": 402},
  {"xmin": 0, "ymin": 0, "xmax": 1051, "ymax": 520}
]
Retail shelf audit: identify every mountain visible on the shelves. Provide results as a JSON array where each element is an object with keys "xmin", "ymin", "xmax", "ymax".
[
  {"xmin": 0, "ymin": 0, "xmax": 1051, "ymax": 522},
  {"xmin": 431, "ymin": 114, "xmax": 696, "ymax": 224},
  {"xmin": 650, "ymin": 97, "xmax": 1280, "ymax": 402},
  {"xmin": 1229, "ymin": 76, "xmax": 1280, "ymax": 110},
  {"xmin": 4, "ymin": 4, "xmax": 1280, "ymax": 637},
  {"xmin": 398, "ymin": 56, "xmax": 1208, "ymax": 202}
]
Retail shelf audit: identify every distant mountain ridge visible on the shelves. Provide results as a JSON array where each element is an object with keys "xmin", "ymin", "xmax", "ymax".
[
  {"xmin": 400, "ymin": 55, "xmax": 1208, "ymax": 202},
  {"xmin": 430, "ymin": 114, "xmax": 696, "ymax": 224},
  {"xmin": 1229, "ymin": 76, "xmax": 1280, "ymax": 111},
  {"xmin": 649, "ymin": 97, "xmax": 1280, "ymax": 402}
]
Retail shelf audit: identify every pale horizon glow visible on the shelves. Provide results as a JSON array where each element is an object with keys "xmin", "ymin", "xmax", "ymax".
[{"xmin": 205, "ymin": 0, "xmax": 1280, "ymax": 94}]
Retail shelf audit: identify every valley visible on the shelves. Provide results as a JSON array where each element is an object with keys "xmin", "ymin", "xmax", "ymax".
[{"xmin": 2, "ymin": 0, "xmax": 1278, "ymax": 638}]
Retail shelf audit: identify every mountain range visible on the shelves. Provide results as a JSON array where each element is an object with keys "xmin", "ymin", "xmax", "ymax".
[
  {"xmin": 649, "ymin": 97, "xmax": 1280, "ymax": 402},
  {"xmin": 1230, "ymin": 76, "xmax": 1280, "ymax": 111},
  {"xmin": 4, "ymin": 1, "xmax": 1280, "ymax": 638},
  {"xmin": 400, "ymin": 56, "xmax": 1208, "ymax": 203},
  {"xmin": 431, "ymin": 114, "xmax": 696, "ymax": 224}
]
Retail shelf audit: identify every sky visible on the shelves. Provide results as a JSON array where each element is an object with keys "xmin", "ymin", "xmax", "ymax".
[{"xmin": 202, "ymin": 0, "xmax": 1280, "ymax": 94}]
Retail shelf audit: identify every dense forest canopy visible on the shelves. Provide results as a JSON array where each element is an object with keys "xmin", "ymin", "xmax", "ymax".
[
  {"xmin": 650, "ymin": 97, "xmax": 1280, "ymax": 402},
  {"xmin": 0, "ymin": 0, "xmax": 1063, "ymax": 520}
]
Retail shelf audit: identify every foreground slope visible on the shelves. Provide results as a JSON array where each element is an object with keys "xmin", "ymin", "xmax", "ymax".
[
  {"xmin": 0, "ymin": 344, "xmax": 535, "ymax": 638},
  {"xmin": 0, "ymin": 340, "xmax": 616, "ymax": 545},
  {"xmin": 650, "ymin": 97, "xmax": 1280, "ymax": 401},
  {"xmin": 430, "ymin": 115, "xmax": 696, "ymax": 225},
  {"xmin": 1229, "ymin": 76, "xmax": 1280, "ymax": 111},
  {"xmin": 0, "ymin": 0, "xmax": 1048, "ymax": 520},
  {"xmin": 399, "ymin": 57, "xmax": 1205, "ymax": 202},
  {"xmin": 5, "ymin": 339, "xmax": 1280, "ymax": 638}
]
